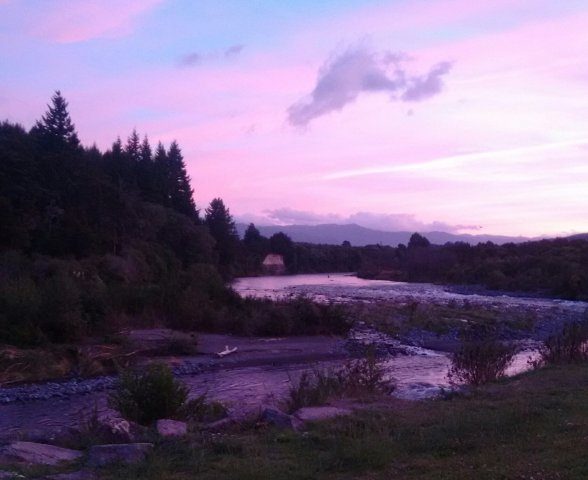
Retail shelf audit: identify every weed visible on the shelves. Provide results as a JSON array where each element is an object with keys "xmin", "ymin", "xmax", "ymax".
[{"xmin": 109, "ymin": 362, "xmax": 188, "ymax": 425}]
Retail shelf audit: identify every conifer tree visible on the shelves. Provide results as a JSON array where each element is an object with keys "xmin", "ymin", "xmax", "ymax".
[
  {"xmin": 167, "ymin": 140, "xmax": 197, "ymax": 219},
  {"xmin": 125, "ymin": 129, "xmax": 141, "ymax": 162},
  {"xmin": 205, "ymin": 198, "xmax": 239, "ymax": 271},
  {"xmin": 140, "ymin": 136, "xmax": 152, "ymax": 163},
  {"xmin": 33, "ymin": 90, "xmax": 80, "ymax": 149}
]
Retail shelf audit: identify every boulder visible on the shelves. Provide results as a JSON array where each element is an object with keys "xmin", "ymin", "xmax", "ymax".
[
  {"xmin": 92, "ymin": 413, "xmax": 134, "ymax": 443},
  {"xmin": 260, "ymin": 407, "xmax": 302, "ymax": 431},
  {"xmin": 86, "ymin": 443, "xmax": 153, "ymax": 467},
  {"xmin": 203, "ymin": 416, "xmax": 237, "ymax": 432},
  {"xmin": 156, "ymin": 419, "xmax": 187, "ymax": 437},
  {"xmin": 293, "ymin": 406, "xmax": 352, "ymax": 423},
  {"xmin": 0, "ymin": 441, "xmax": 82, "ymax": 466}
]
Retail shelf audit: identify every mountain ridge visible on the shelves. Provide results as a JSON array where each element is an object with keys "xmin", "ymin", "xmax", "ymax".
[{"xmin": 236, "ymin": 222, "xmax": 533, "ymax": 246}]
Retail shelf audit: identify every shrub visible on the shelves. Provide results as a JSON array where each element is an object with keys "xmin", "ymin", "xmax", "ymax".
[
  {"xmin": 449, "ymin": 340, "xmax": 517, "ymax": 386},
  {"xmin": 286, "ymin": 351, "xmax": 391, "ymax": 413},
  {"xmin": 536, "ymin": 321, "xmax": 588, "ymax": 366},
  {"xmin": 342, "ymin": 351, "xmax": 390, "ymax": 395},
  {"xmin": 109, "ymin": 362, "xmax": 188, "ymax": 425}
]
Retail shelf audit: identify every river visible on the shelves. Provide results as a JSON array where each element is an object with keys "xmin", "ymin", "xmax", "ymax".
[{"xmin": 2, "ymin": 273, "xmax": 585, "ymax": 440}]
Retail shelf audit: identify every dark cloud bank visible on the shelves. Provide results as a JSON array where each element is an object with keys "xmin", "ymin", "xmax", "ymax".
[{"xmin": 288, "ymin": 46, "xmax": 452, "ymax": 126}]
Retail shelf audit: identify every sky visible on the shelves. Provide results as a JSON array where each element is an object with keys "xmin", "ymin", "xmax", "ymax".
[{"xmin": 1, "ymin": 0, "xmax": 588, "ymax": 237}]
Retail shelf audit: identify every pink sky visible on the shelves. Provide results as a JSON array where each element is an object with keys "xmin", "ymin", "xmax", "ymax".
[{"xmin": 1, "ymin": 0, "xmax": 587, "ymax": 236}]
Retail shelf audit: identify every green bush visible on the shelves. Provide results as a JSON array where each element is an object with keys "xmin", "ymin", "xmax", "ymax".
[
  {"xmin": 449, "ymin": 340, "xmax": 517, "ymax": 386},
  {"xmin": 109, "ymin": 363, "xmax": 189, "ymax": 425},
  {"xmin": 536, "ymin": 321, "xmax": 588, "ymax": 365}
]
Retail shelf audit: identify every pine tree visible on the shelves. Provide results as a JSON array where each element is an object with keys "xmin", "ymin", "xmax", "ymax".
[
  {"xmin": 125, "ymin": 129, "xmax": 141, "ymax": 162},
  {"xmin": 244, "ymin": 223, "xmax": 262, "ymax": 245},
  {"xmin": 33, "ymin": 90, "xmax": 80, "ymax": 149},
  {"xmin": 205, "ymin": 198, "xmax": 239, "ymax": 271},
  {"xmin": 140, "ymin": 136, "xmax": 152, "ymax": 163},
  {"xmin": 167, "ymin": 141, "xmax": 197, "ymax": 219},
  {"xmin": 111, "ymin": 137, "xmax": 123, "ymax": 157}
]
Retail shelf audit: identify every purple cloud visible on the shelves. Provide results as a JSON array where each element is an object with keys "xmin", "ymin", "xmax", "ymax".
[
  {"xmin": 239, "ymin": 208, "xmax": 476, "ymax": 233},
  {"xmin": 179, "ymin": 52, "xmax": 202, "ymax": 67},
  {"xmin": 225, "ymin": 44, "xmax": 244, "ymax": 57},
  {"xmin": 288, "ymin": 46, "xmax": 452, "ymax": 126}
]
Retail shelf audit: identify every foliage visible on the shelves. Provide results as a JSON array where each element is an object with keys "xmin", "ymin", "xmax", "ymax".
[
  {"xmin": 358, "ymin": 237, "xmax": 588, "ymax": 300},
  {"xmin": 109, "ymin": 363, "xmax": 189, "ymax": 425},
  {"xmin": 205, "ymin": 198, "xmax": 240, "ymax": 276},
  {"xmin": 76, "ymin": 365, "xmax": 588, "ymax": 480},
  {"xmin": 535, "ymin": 320, "xmax": 588, "ymax": 365},
  {"xmin": 286, "ymin": 351, "xmax": 391, "ymax": 412},
  {"xmin": 449, "ymin": 339, "xmax": 518, "ymax": 386}
]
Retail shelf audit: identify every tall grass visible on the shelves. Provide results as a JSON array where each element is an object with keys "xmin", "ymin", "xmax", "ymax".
[{"xmin": 286, "ymin": 352, "xmax": 392, "ymax": 412}]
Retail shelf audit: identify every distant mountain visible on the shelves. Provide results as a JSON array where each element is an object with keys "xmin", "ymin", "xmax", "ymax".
[
  {"xmin": 236, "ymin": 223, "xmax": 530, "ymax": 246},
  {"xmin": 567, "ymin": 233, "xmax": 588, "ymax": 241}
]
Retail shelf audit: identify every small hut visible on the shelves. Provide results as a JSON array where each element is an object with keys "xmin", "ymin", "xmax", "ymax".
[{"xmin": 262, "ymin": 253, "xmax": 286, "ymax": 275}]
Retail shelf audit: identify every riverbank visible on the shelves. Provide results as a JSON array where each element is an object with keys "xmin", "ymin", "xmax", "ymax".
[{"xmin": 10, "ymin": 363, "xmax": 588, "ymax": 479}]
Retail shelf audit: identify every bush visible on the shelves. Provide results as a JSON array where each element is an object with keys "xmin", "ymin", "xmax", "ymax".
[
  {"xmin": 449, "ymin": 340, "xmax": 517, "ymax": 386},
  {"xmin": 342, "ymin": 351, "xmax": 390, "ymax": 395},
  {"xmin": 536, "ymin": 321, "xmax": 588, "ymax": 365},
  {"xmin": 109, "ymin": 362, "xmax": 188, "ymax": 425},
  {"xmin": 286, "ymin": 351, "xmax": 391, "ymax": 413}
]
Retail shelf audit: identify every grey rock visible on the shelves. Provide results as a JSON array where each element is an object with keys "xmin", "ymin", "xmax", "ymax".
[
  {"xmin": 203, "ymin": 416, "xmax": 237, "ymax": 432},
  {"xmin": 0, "ymin": 441, "xmax": 82, "ymax": 466},
  {"xmin": 156, "ymin": 419, "xmax": 187, "ymax": 437},
  {"xmin": 260, "ymin": 407, "xmax": 302, "ymax": 431},
  {"xmin": 294, "ymin": 406, "xmax": 352, "ymax": 423},
  {"xmin": 86, "ymin": 443, "xmax": 153, "ymax": 467}
]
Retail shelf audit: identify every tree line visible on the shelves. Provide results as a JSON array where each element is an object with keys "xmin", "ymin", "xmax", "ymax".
[{"xmin": 1, "ymin": 92, "xmax": 586, "ymax": 347}]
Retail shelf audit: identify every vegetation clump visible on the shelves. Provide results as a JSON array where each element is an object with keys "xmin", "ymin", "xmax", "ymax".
[
  {"xmin": 535, "ymin": 320, "xmax": 588, "ymax": 366},
  {"xmin": 449, "ymin": 339, "xmax": 518, "ymax": 386},
  {"xmin": 286, "ymin": 352, "xmax": 391, "ymax": 412},
  {"xmin": 109, "ymin": 363, "xmax": 188, "ymax": 425}
]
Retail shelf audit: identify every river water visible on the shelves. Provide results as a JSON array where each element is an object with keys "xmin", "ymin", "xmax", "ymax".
[{"xmin": 2, "ymin": 273, "xmax": 584, "ymax": 438}]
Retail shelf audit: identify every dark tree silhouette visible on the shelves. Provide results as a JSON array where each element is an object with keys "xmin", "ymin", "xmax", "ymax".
[
  {"xmin": 205, "ymin": 198, "xmax": 239, "ymax": 273},
  {"xmin": 244, "ymin": 223, "xmax": 262, "ymax": 245},
  {"xmin": 32, "ymin": 90, "xmax": 80, "ymax": 149},
  {"xmin": 408, "ymin": 232, "xmax": 430, "ymax": 248},
  {"xmin": 125, "ymin": 129, "xmax": 141, "ymax": 162},
  {"xmin": 167, "ymin": 140, "xmax": 197, "ymax": 219}
]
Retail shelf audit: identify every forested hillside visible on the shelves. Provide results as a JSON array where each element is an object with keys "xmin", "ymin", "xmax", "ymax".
[
  {"xmin": 0, "ymin": 92, "xmax": 238, "ymax": 345},
  {"xmin": 1, "ymin": 92, "xmax": 586, "ymax": 348}
]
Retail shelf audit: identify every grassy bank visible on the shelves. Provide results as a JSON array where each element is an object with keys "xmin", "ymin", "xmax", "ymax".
[{"xmin": 86, "ymin": 364, "xmax": 588, "ymax": 479}]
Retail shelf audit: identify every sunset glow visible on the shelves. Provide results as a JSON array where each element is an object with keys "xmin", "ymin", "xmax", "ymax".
[{"xmin": 2, "ymin": 0, "xmax": 587, "ymax": 236}]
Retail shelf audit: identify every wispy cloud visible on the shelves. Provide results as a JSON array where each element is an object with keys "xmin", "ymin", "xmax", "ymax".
[
  {"xmin": 287, "ymin": 46, "xmax": 452, "ymax": 126},
  {"xmin": 323, "ymin": 138, "xmax": 588, "ymax": 180},
  {"xmin": 225, "ymin": 44, "xmax": 244, "ymax": 57},
  {"xmin": 34, "ymin": 0, "xmax": 163, "ymax": 43},
  {"xmin": 178, "ymin": 44, "xmax": 245, "ymax": 67}
]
